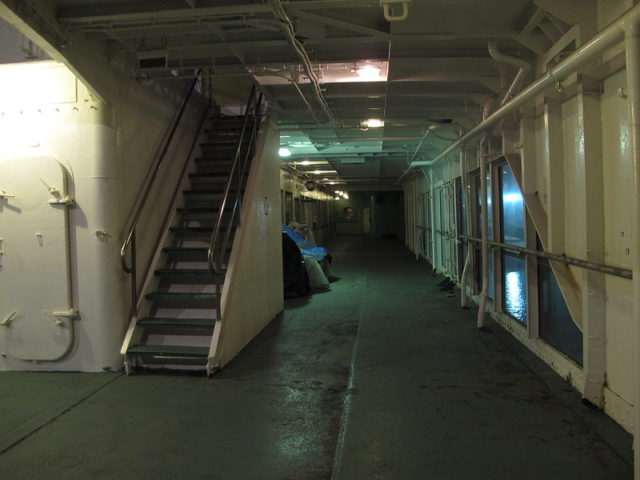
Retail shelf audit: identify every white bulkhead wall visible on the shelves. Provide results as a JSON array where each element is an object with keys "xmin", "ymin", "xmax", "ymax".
[{"xmin": 0, "ymin": 61, "xmax": 205, "ymax": 372}]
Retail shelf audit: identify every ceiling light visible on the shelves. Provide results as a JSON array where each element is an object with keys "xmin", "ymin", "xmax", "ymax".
[
  {"xmin": 363, "ymin": 118, "xmax": 384, "ymax": 128},
  {"xmin": 357, "ymin": 65, "xmax": 381, "ymax": 80},
  {"xmin": 344, "ymin": 193, "xmax": 349, "ymax": 199},
  {"xmin": 301, "ymin": 160, "xmax": 310, "ymax": 165},
  {"xmin": 279, "ymin": 147, "xmax": 291, "ymax": 157}
]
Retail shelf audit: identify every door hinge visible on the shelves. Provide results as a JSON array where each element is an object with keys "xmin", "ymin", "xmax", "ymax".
[
  {"xmin": 48, "ymin": 196, "xmax": 75, "ymax": 206},
  {"xmin": 43, "ymin": 309, "xmax": 80, "ymax": 327}
]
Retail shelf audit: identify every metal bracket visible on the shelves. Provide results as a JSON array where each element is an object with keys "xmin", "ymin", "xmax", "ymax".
[
  {"xmin": 0, "ymin": 311, "xmax": 16, "ymax": 327},
  {"xmin": 0, "ymin": 190, "xmax": 16, "ymax": 200},
  {"xmin": 48, "ymin": 196, "xmax": 75, "ymax": 206},
  {"xmin": 42, "ymin": 309, "xmax": 80, "ymax": 327},
  {"xmin": 46, "ymin": 186, "xmax": 74, "ymax": 206}
]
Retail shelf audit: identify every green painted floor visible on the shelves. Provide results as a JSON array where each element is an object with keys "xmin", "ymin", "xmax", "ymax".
[{"xmin": 0, "ymin": 236, "xmax": 633, "ymax": 480}]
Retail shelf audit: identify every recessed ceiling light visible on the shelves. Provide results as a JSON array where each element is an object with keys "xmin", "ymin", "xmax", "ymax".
[
  {"xmin": 357, "ymin": 65, "xmax": 381, "ymax": 80},
  {"xmin": 279, "ymin": 147, "xmax": 291, "ymax": 157}
]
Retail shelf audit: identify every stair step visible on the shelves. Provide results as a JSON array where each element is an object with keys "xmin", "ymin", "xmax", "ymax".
[
  {"xmin": 137, "ymin": 317, "xmax": 215, "ymax": 329},
  {"xmin": 169, "ymin": 226, "xmax": 217, "ymax": 234},
  {"xmin": 183, "ymin": 189, "xmax": 238, "ymax": 196},
  {"xmin": 195, "ymin": 157, "xmax": 233, "ymax": 163},
  {"xmin": 128, "ymin": 345, "xmax": 209, "ymax": 359},
  {"xmin": 155, "ymin": 268, "xmax": 216, "ymax": 277},
  {"xmin": 189, "ymin": 173, "xmax": 228, "ymax": 180},
  {"xmin": 177, "ymin": 207, "xmax": 222, "ymax": 213},
  {"xmin": 145, "ymin": 292, "xmax": 217, "ymax": 303},
  {"xmin": 163, "ymin": 247, "xmax": 208, "ymax": 255},
  {"xmin": 162, "ymin": 246, "xmax": 231, "ymax": 258}
]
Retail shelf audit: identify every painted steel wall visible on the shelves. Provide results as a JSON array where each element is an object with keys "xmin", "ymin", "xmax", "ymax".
[{"xmin": 0, "ymin": 61, "xmax": 205, "ymax": 371}]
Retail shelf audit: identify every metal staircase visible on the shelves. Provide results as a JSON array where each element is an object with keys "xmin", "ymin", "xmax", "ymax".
[{"xmin": 120, "ymin": 86, "xmax": 263, "ymax": 375}]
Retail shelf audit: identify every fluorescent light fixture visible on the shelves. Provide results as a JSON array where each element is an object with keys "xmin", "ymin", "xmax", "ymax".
[
  {"xmin": 363, "ymin": 118, "xmax": 384, "ymax": 128},
  {"xmin": 279, "ymin": 147, "xmax": 292, "ymax": 157},
  {"xmin": 311, "ymin": 169, "xmax": 337, "ymax": 174},
  {"xmin": 292, "ymin": 160, "xmax": 327, "ymax": 166},
  {"xmin": 357, "ymin": 65, "xmax": 381, "ymax": 80}
]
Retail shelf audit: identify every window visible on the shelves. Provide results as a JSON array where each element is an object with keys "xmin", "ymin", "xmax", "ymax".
[
  {"xmin": 538, "ymin": 257, "xmax": 583, "ymax": 365},
  {"xmin": 457, "ymin": 178, "xmax": 468, "ymax": 278},
  {"xmin": 500, "ymin": 164, "xmax": 527, "ymax": 323}
]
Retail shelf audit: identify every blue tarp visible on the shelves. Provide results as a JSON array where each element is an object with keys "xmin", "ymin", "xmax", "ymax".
[{"xmin": 281, "ymin": 224, "xmax": 329, "ymax": 262}]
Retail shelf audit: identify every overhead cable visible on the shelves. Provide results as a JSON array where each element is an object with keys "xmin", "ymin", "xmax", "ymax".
[{"xmin": 267, "ymin": 0, "xmax": 338, "ymax": 128}]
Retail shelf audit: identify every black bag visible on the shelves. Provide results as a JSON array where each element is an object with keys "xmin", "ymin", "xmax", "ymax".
[{"xmin": 282, "ymin": 233, "xmax": 311, "ymax": 298}]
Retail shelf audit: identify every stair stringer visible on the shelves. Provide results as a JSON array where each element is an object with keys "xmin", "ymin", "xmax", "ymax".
[
  {"xmin": 503, "ymin": 153, "xmax": 583, "ymax": 330},
  {"xmin": 208, "ymin": 116, "xmax": 283, "ymax": 371}
]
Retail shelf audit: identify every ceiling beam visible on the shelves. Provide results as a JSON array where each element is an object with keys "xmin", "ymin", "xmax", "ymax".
[
  {"xmin": 58, "ymin": 3, "xmax": 273, "ymax": 24},
  {"xmin": 292, "ymin": 10, "xmax": 390, "ymax": 39}
]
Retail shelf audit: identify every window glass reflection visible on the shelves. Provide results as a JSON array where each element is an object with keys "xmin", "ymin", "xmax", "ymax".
[
  {"xmin": 503, "ymin": 254, "xmax": 527, "ymax": 323},
  {"xmin": 500, "ymin": 165, "xmax": 527, "ymax": 323},
  {"xmin": 500, "ymin": 165, "xmax": 525, "ymax": 247}
]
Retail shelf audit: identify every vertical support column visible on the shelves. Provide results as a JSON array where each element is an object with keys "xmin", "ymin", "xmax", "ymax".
[
  {"xmin": 491, "ymin": 160, "xmax": 504, "ymax": 315},
  {"xmin": 521, "ymin": 116, "xmax": 541, "ymax": 338},
  {"xmin": 430, "ymin": 170, "xmax": 437, "ymax": 267},
  {"xmin": 577, "ymin": 85, "xmax": 606, "ymax": 407},
  {"xmin": 543, "ymin": 98, "xmax": 583, "ymax": 328},
  {"xmin": 543, "ymin": 98, "xmax": 565, "ymax": 256},
  {"xmin": 624, "ymin": 23, "xmax": 640, "ymax": 480}
]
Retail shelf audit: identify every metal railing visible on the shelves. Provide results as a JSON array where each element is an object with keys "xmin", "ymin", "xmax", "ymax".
[
  {"xmin": 208, "ymin": 86, "xmax": 264, "ymax": 315},
  {"xmin": 120, "ymin": 74, "xmax": 207, "ymax": 315},
  {"xmin": 458, "ymin": 235, "xmax": 632, "ymax": 280}
]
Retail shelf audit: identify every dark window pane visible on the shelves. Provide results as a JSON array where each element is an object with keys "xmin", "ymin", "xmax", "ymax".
[
  {"xmin": 538, "ymin": 260, "xmax": 583, "ymax": 365},
  {"xmin": 503, "ymin": 253, "xmax": 527, "ymax": 323}
]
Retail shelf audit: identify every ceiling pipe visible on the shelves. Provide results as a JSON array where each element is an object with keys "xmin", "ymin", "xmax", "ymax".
[
  {"xmin": 406, "ymin": 4, "xmax": 639, "ymax": 172},
  {"xmin": 487, "ymin": 39, "xmax": 531, "ymax": 105},
  {"xmin": 396, "ymin": 122, "xmax": 464, "ymax": 183}
]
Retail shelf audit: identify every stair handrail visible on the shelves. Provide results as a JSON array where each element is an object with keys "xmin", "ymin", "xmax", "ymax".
[
  {"xmin": 120, "ymin": 73, "xmax": 202, "ymax": 313},
  {"xmin": 207, "ymin": 86, "xmax": 262, "ymax": 278}
]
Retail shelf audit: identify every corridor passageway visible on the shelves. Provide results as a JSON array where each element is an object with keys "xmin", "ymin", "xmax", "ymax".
[{"xmin": 0, "ymin": 236, "xmax": 632, "ymax": 479}]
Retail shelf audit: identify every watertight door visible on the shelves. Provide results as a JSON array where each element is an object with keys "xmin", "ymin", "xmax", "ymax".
[{"xmin": 0, "ymin": 156, "xmax": 74, "ymax": 362}]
